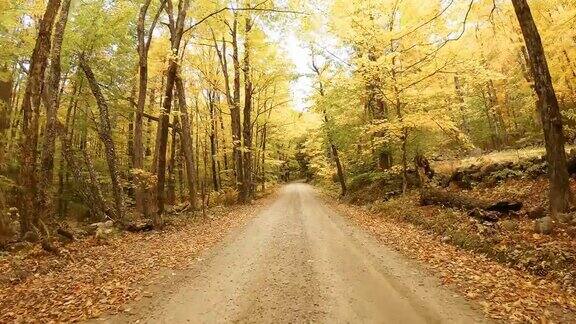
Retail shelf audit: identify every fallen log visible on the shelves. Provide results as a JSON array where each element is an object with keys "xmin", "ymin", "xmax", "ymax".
[
  {"xmin": 420, "ymin": 188, "xmax": 522, "ymax": 216},
  {"xmin": 486, "ymin": 200, "xmax": 523, "ymax": 212}
]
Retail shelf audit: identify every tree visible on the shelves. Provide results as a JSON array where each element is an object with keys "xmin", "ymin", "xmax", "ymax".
[
  {"xmin": 38, "ymin": 0, "xmax": 72, "ymax": 218},
  {"xmin": 0, "ymin": 0, "xmax": 314, "ymax": 248},
  {"xmin": 17, "ymin": 0, "xmax": 62, "ymax": 237},
  {"xmin": 311, "ymin": 54, "xmax": 347, "ymax": 196},
  {"xmin": 133, "ymin": 0, "xmax": 165, "ymax": 217},
  {"xmin": 213, "ymin": 16, "xmax": 247, "ymax": 203},
  {"xmin": 230, "ymin": 13, "xmax": 248, "ymax": 202},
  {"xmin": 174, "ymin": 72, "xmax": 198, "ymax": 210},
  {"xmin": 155, "ymin": 0, "xmax": 193, "ymax": 225},
  {"xmin": 511, "ymin": 0, "xmax": 573, "ymax": 213},
  {"xmin": 242, "ymin": 16, "xmax": 254, "ymax": 200},
  {"xmin": 80, "ymin": 57, "xmax": 124, "ymax": 220}
]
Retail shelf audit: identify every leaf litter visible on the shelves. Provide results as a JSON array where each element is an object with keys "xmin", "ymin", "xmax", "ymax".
[{"xmin": 0, "ymin": 195, "xmax": 274, "ymax": 323}]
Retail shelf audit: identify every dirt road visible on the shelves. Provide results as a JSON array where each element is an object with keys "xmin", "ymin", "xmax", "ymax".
[{"xmin": 125, "ymin": 184, "xmax": 485, "ymax": 323}]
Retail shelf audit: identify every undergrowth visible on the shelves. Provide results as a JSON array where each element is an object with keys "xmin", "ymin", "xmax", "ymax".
[{"xmin": 368, "ymin": 193, "xmax": 576, "ymax": 290}]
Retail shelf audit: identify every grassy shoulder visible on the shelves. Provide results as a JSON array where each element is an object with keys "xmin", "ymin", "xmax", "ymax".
[
  {"xmin": 323, "ymin": 146, "xmax": 576, "ymax": 290},
  {"xmin": 366, "ymin": 186, "xmax": 576, "ymax": 287}
]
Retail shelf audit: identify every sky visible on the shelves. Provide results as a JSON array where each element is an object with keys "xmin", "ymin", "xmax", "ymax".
[
  {"xmin": 264, "ymin": 26, "xmax": 316, "ymax": 112},
  {"xmin": 282, "ymin": 32, "xmax": 314, "ymax": 112},
  {"xmin": 266, "ymin": 28, "xmax": 346, "ymax": 113},
  {"xmin": 261, "ymin": 0, "xmax": 348, "ymax": 113}
]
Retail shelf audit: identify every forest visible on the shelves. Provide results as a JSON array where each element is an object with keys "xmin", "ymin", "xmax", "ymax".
[{"xmin": 1, "ymin": 0, "xmax": 576, "ymax": 322}]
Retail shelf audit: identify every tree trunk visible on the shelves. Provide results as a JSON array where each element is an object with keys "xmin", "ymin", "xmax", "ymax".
[
  {"xmin": 177, "ymin": 149, "xmax": 185, "ymax": 201},
  {"xmin": 213, "ymin": 33, "xmax": 234, "ymax": 186},
  {"xmin": 261, "ymin": 124, "xmax": 267, "ymax": 191},
  {"xmin": 414, "ymin": 153, "xmax": 434, "ymax": 187},
  {"xmin": 453, "ymin": 76, "xmax": 469, "ymax": 134},
  {"xmin": 321, "ymin": 107, "xmax": 347, "ymax": 196},
  {"xmin": 57, "ymin": 78, "xmax": 81, "ymax": 218},
  {"xmin": 80, "ymin": 148, "xmax": 111, "ymax": 220},
  {"xmin": 151, "ymin": 75, "xmax": 165, "ymax": 172},
  {"xmin": 253, "ymin": 125, "xmax": 260, "ymax": 187},
  {"xmin": 156, "ymin": 60, "xmax": 177, "ymax": 223},
  {"xmin": 400, "ymin": 129, "xmax": 408, "ymax": 194},
  {"xmin": 175, "ymin": 73, "xmax": 197, "ymax": 209},
  {"xmin": 80, "ymin": 58, "xmax": 124, "ymax": 221},
  {"xmin": 208, "ymin": 91, "xmax": 220, "ymax": 191},
  {"xmin": 18, "ymin": 0, "xmax": 62, "ymax": 236},
  {"xmin": 127, "ymin": 115, "xmax": 134, "ymax": 161},
  {"xmin": 231, "ymin": 15, "xmax": 246, "ymax": 202},
  {"xmin": 60, "ymin": 127, "xmax": 110, "ymax": 221},
  {"xmin": 195, "ymin": 98, "xmax": 201, "ymax": 191},
  {"xmin": 331, "ymin": 142, "xmax": 347, "ymax": 195},
  {"xmin": 202, "ymin": 128, "xmax": 209, "ymax": 211},
  {"xmin": 134, "ymin": 0, "xmax": 164, "ymax": 216},
  {"xmin": 487, "ymin": 80, "xmax": 509, "ymax": 146},
  {"xmin": 166, "ymin": 116, "xmax": 178, "ymax": 206},
  {"xmin": 481, "ymin": 90, "xmax": 499, "ymax": 149},
  {"xmin": 155, "ymin": 0, "xmax": 189, "ymax": 224},
  {"xmin": 311, "ymin": 56, "xmax": 347, "ymax": 196},
  {"xmin": 0, "ymin": 67, "xmax": 12, "ymax": 167},
  {"xmin": 145, "ymin": 89, "xmax": 155, "ymax": 157},
  {"xmin": 511, "ymin": 0, "xmax": 572, "ymax": 213},
  {"xmin": 392, "ymin": 84, "xmax": 407, "ymax": 195},
  {"xmin": 218, "ymin": 106, "xmax": 229, "ymax": 173},
  {"xmin": 242, "ymin": 17, "xmax": 254, "ymax": 201}
]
